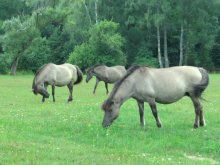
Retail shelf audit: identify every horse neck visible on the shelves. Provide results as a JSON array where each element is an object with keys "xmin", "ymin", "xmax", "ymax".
[
  {"xmin": 94, "ymin": 66, "xmax": 107, "ymax": 80},
  {"xmin": 112, "ymin": 79, "xmax": 134, "ymax": 106},
  {"xmin": 35, "ymin": 72, "xmax": 46, "ymax": 88}
]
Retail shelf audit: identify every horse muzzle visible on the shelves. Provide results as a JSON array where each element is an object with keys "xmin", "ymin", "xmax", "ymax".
[
  {"xmin": 32, "ymin": 89, "xmax": 38, "ymax": 95},
  {"xmin": 85, "ymin": 78, "xmax": 90, "ymax": 83},
  {"xmin": 44, "ymin": 93, "xmax": 50, "ymax": 98},
  {"xmin": 85, "ymin": 76, "xmax": 92, "ymax": 83},
  {"xmin": 102, "ymin": 120, "xmax": 112, "ymax": 128}
]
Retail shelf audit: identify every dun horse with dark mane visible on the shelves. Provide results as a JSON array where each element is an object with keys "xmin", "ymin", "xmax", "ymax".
[
  {"xmin": 102, "ymin": 66, "xmax": 209, "ymax": 129},
  {"xmin": 86, "ymin": 65, "xmax": 126, "ymax": 94},
  {"xmin": 32, "ymin": 63, "xmax": 83, "ymax": 102}
]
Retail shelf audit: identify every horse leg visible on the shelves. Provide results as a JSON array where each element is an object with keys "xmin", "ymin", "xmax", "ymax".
[
  {"xmin": 93, "ymin": 78, "xmax": 99, "ymax": 94},
  {"xmin": 199, "ymin": 105, "xmax": 205, "ymax": 127},
  {"xmin": 148, "ymin": 101, "xmax": 162, "ymax": 128},
  {"xmin": 67, "ymin": 83, "xmax": 73, "ymax": 102},
  {"xmin": 105, "ymin": 82, "xmax": 109, "ymax": 94},
  {"xmin": 52, "ymin": 85, "xmax": 55, "ymax": 102},
  {"xmin": 137, "ymin": 101, "xmax": 145, "ymax": 127},
  {"xmin": 42, "ymin": 84, "xmax": 48, "ymax": 103},
  {"xmin": 190, "ymin": 96, "xmax": 204, "ymax": 128},
  {"xmin": 42, "ymin": 96, "xmax": 45, "ymax": 103}
]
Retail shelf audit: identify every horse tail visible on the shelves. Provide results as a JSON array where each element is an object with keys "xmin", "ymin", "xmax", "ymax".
[
  {"xmin": 74, "ymin": 65, "xmax": 83, "ymax": 85},
  {"xmin": 194, "ymin": 68, "xmax": 209, "ymax": 98},
  {"xmin": 32, "ymin": 76, "xmax": 36, "ymax": 91}
]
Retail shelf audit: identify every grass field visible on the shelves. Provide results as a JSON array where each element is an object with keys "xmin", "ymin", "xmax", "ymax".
[{"xmin": 0, "ymin": 74, "xmax": 219, "ymax": 165}]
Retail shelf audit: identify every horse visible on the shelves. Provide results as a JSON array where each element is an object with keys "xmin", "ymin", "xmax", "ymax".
[
  {"xmin": 32, "ymin": 63, "xmax": 83, "ymax": 102},
  {"xmin": 85, "ymin": 65, "xmax": 126, "ymax": 94},
  {"xmin": 102, "ymin": 65, "xmax": 209, "ymax": 129}
]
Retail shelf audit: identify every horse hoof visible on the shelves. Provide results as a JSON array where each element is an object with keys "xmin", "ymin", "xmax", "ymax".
[
  {"xmin": 193, "ymin": 124, "xmax": 199, "ymax": 129},
  {"xmin": 68, "ymin": 99, "xmax": 73, "ymax": 102},
  {"xmin": 157, "ymin": 123, "xmax": 162, "ymax": 128},
  {"xmin": 199, "ymin": 122, "xmax": 205, "ymax": 127}
]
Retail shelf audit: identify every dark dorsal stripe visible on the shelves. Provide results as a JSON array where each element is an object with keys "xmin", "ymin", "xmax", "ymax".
[
  {"xmin": 87, "ymin": 64, "xmax": 105, "ymax": 73},
  {"xmin": 102, "ymin": 65, "xmax": 141, "ymax": 110}
]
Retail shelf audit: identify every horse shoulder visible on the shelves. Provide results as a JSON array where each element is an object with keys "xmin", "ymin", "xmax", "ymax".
[{"xmin": 94, "ymin": 66, "xmax": 107, "ymax": 77}]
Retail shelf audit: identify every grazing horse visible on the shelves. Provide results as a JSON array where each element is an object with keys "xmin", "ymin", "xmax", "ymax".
[
  {"xmin": 85, "ymin": 65, "xmax": 126, "ymax": 94},
  {"xmin": 32, "ymin": 63, "xmax": 83, "ymax": 102},
  {"xmin": 102, "ymin": 66, "xmax": 209, "ymax": 129}
]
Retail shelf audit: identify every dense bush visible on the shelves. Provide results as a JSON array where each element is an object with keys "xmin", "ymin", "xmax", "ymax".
[
  {"xmin": 68, "ymin": 20, "xmax": 126, "ymax": 70},
  {"xmin": 1, "ymin": 0, "xmax": 220, "ymax": 74},
  {"xmin": 134, "ymin": 46, "xmax": 158, "ymax": 67},
  {"xmin": 20, "ymin": 37, "xmax": 51, "ymax": 72}
]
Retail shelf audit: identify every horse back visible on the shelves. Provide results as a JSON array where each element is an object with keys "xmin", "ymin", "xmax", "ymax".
[
  {"xmin": 106, "ymin": 66, "xmax": 126, "ymax": 83},
  {"xmin": 135, "ymin": 66, "xmax": 206, "ymax": 103}
]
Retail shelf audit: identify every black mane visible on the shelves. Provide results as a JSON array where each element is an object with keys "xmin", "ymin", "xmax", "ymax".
[
  {"xmin": 86, "ymin": 64, "xmax": 106, "ymax": 72},
  {"xmin": 32, "ymin": 63, "xmax": 51, "ymax": 90},
  {"xmin": 102, "ymin": 65, "xmax": 141, "ymax": 110}
]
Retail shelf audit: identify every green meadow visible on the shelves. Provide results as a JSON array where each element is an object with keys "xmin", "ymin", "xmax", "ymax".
[{"xmin": 0, "ymin": 74, "xmax": 219, "ymax": 165}]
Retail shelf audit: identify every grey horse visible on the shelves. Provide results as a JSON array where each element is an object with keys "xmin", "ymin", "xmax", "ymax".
[
  {"xmin": 32, "ymin": 63, "xmax": 83, "ymax": 102},
  {"xmin": 102, "ymin": 65, "xmax": 209, "ymax": 129},
  {"xmin": 86, "ymin": 65, "xmax": 126, "ymax": 94}
]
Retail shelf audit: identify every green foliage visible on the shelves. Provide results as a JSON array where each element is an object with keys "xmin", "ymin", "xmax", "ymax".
[
  {"xmin": 1, "ymin": 0, "xmax": 220, "ymax": 73},
  {"xmin": 0, "ymin": 0, "xmax": 29, "ymax": 20},
  {"xmin": 68, "ymin": 43, "xmax": 95, "ymax": 70},
  {"xmin": 0, "ymin": 16, "xmax": 40, "ymax": 73},
  {"xmin": 0, "ymin": 53, "xmax": 12, "ymax": 74},
  {"xmin": 211, "ymin": 29, "xmax": 220, "ymax": 69},
  {"xmin": 134, "ymin": 46, "xmax": 158, "ymax": 67},
  {"xmin": 20, "ymin": 37, "xmax": 51, "ymax": 72},
  {"xmin": 68, "ymin": 20, "xmax": 126, "ymax": 69}
]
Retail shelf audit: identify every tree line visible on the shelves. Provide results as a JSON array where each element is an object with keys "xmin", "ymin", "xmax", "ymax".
[{"xmin": 0, "ymin": 0, "xmax": 220, "ymax": 75}]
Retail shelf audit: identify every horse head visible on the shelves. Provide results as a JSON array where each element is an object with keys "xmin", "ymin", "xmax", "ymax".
[
  {"xmin": 102, "ymin": 98, "xmax": 120, "ymax": 128},
  {"xmin": 85, "ymin": 69, "xmax": 94, "ymax": 83}
]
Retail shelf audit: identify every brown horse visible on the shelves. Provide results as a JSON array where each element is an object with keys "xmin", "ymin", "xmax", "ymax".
[
  {"xmin": 102, "ymin": 66, "xmax": 209, "ymax": 129},
  {"xmin": 32, "ymin": 63, "xmax": 83, "ymax": 102}
]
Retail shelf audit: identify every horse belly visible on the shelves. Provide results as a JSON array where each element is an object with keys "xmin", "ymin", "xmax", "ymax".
[
  {"xmin": 154, "ymin": 87, "xmax": 186, "ymax": 104},
  {"xmin": 54, "ymin": 71, "xmax": 72, "ymax": 86}
]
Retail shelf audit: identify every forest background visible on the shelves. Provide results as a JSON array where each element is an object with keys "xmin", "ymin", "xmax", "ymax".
[{"xmin": 1, "ymin": 0, "xmax": 220, "ymax": 75}]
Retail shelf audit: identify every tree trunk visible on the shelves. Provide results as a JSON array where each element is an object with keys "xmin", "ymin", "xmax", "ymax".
[
  {"xmin": 10, "ymin": 56, "xmax": 20, "ymax": 75},
  {"xmin": 179, "ymin": 24, "xmax": 184, "ymax": 66},
  {"xmin": 157, "ymin": 25, "xmax": 163, "ymax": 68},
  {"xmin": 184, "ymin": 25, "xmax": 189, "ymax": 65},
  {"xmin": 95, "ymin": 0, "xmax": 98, "ymax": 24},
  {"xmin": 184, "ymin": 39, "xmax": 188, "ymax": 65},
  {"xmin": 164, "ymin": 27, "xmax": 169, "ymax": 67},
  {"xmin": 83, "ymin": 0, "xmax": 92, "ymax": 25}
]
